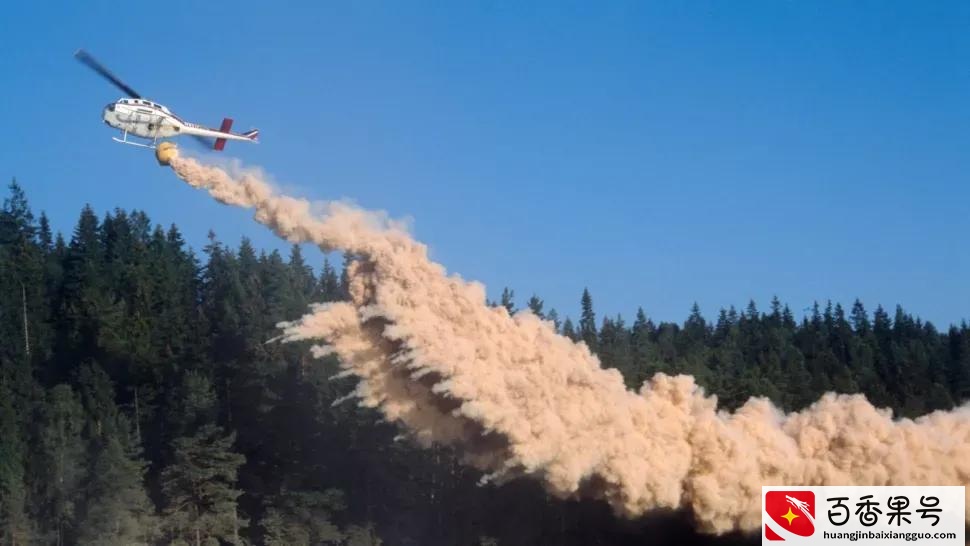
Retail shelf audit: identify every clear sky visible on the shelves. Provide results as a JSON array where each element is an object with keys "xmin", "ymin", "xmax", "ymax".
[{"xmin": 2, "ymin": 1, "xmax": 968, "ymax": 328}]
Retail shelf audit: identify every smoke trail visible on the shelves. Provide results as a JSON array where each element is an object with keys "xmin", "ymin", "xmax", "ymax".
[{"xmin": 165, "ymin": 149, "xmax": 970, "ymax": 534}]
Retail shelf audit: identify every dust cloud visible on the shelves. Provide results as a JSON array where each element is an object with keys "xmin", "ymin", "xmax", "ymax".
[{"xmin": 165, "ymin": 149, "xmax": 970, "ymax": 534}]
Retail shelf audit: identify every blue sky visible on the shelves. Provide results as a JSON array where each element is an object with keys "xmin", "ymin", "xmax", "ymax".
[{"xmin": 2, "ymin": 1, "xmax": 968, "ymax": 327}]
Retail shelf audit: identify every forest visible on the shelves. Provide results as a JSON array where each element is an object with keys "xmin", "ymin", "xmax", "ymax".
[{"xmin": 0, "ymin": 179, "xmax": 967, "ymax": 546}]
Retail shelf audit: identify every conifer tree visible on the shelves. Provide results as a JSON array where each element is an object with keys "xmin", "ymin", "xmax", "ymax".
[
  {"xmin": 561, "ymin": 318, "xmax": 577, "ymax": 341},
  {"xmin": 260, "ymin": 490, "xmax": 344, "ymax": 546},
  {"xmin": 526, "ymin": 294, "xmax": 544, "ymax": 319},
  {"xmin": 546, "ymin": 308, "xmax": 561, "ymax": 332},
  {"xmin": 500, "ymin": 287, "xmax": 515, "ymax": 315},
  {"xmin": 599, "ymin": 315, "xmax": 633, "ymax": 385},
  {"xmin": 76, "ymin": 417, "xmax": 158, "ymax": 546},
  {"xmin": 286, "ymin": 245, "xmax": 316, "ymax": 316},
  {"xmin": 75, "ymin": 362, "xmax": 118, "ymax": 440},
  {"xmin": 319, "ymin": 258, "xmax": 341, "ymax": 302},
  {"xmin": 0, "ymin": 180, "xmax": 44, "ymax": 381},
  {"xmin": 0, "ymin": 383, "xmax": 31, "ymax": 546},
  {"xmin": 579, "ymin": 288, "xmax": 597, "ymax": 351},
  {"xmin": 946, "ymin": 327, "xmax": 970, "ymax": 402},
  {"xmin": 631, "ymin": 307, "xmax": 658, "ymax": 384},
  {"xmin": 850, "ymin": 299, "xmax": 870, "ymax": 334},
  {"xmin": 769, "ymin": 296, "xmax": 783, "ymax": 325},
  {"xmin": 684, "ymin": 303, "xmax": 707, "ymax": 344},
  {"xmin": 160, "ymin": 372, "xmax": 246, "ymax": 545},
  {"xmin": 781, "ymin": 305, "xmax": 796, "ymax": 331},
  {"xmin": 29, "ymin": 385, "xmax": 86, "ymax": 545}
]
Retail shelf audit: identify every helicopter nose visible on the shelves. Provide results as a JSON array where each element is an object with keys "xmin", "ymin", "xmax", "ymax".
[{"xmin": 102, "ymin": 103, "xmax": 117, "ymax": 125}]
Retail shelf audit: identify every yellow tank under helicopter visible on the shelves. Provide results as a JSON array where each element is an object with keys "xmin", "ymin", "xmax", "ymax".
[{"xmin": 155, "ymin": 142, "xmax": 177, "ymax": 166}]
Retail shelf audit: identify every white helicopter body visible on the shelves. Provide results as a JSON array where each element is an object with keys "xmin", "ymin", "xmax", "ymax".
[
  {"xmin": 102, "ymin": 97, "xmax": 257, "ymax": 149},
  {"xmin": 77, "ymin": 49, "xmax": 259, "ymax": 150}
]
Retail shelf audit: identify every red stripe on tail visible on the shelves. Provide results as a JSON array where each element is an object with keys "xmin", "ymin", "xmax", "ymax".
[{"xmin": 214, "ymin": 117, "xmax": 233, "ymax": 151}]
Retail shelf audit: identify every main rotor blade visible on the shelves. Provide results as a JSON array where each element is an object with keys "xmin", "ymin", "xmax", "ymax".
[{"xmin": 74, "ymin": 49, "xmax": 142, "ymax": 99}]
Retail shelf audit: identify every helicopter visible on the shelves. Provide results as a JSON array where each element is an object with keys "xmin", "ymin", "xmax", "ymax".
[{"xmin": 75, "ymin": 49, "xmax": 259, "ymax": 151}]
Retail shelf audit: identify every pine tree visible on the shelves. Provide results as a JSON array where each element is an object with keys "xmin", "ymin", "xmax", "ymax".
[
  {"xmin": 850, "ymin": 299, "xmax": 870, "ymax": 334},
  {"xmin": 599, "ymin": 315, "xmax": 633, "ymax": 385},
  {"xmin": 0, "ymin": 382, "xmax": 31, "ymax": 546},
  {"xmin": 946, "ymin": 327, "xmax": 970, "ymax": 402},
  {"xmin": 630, "ymin": 308, "xmax": 657, "ymax": 386},
  {"xmin": 546, "ymin": 308, "xmax": 561, "ymax": 333},
  {"xmin": 143, "ymin": 221, "xmax": 206, "ymax": 389},
  {"xmin": 38, "ymin": 212, "xmax": 63, "ymax": 376},
  {"xmin": 56, "ymin": 207, "xmax": 123, "ymax": 379},
  {"xmin": 526, "ymin": 295, "xmax": 544, "ymax": 319},
  {"xmin": 37, "ymin": 213, "xmax": 52, "ymax": 253},
  {"xmin": 713, "ymin": 309, "xmax": 731, "ymax": 344},
  {"xmin": 201, "ymin": 232, "xmax": 243, "ymax": 348},
  {"xmin": 161, "ymin": 427, "xmax": 246, "ymax": 545},
  {"xmin": 684, "ymin": 303, "xmax": 707, "ymax": 344},
  {"xmin": 286, "ymin": 245, "xmax": 316, "ymax": 317},
  {"xmin": 260, "ymin": 490, "xmax": 345, "ymax": 546},
  {"xmin": 781, "ymin": 305, "xmax": 796, "ymax": 331},
  {"xmin": 871, "ymin": 305, "xmax": 896, "ymax": 394},
  {"xmin": 707, "ymin": 320, "xmax": 749, "ymax": 409},
  {"xmin": 561, "ymin": 318, "xmax": 577, "ymax": 341},
  {"xmin": 260, "ymin": 249, "xmax": 290, "ymax": 325},
  {"xmin": 160, "ymin": 372, "xmax": 246, "ymax": 545},
  {"xmin": 29, "ymin": 385, "xmax": 86, "ymax": 545},
  {"xmin": 597, "ymin": 317, "xmax": 617, "ymax": 369},
  {"xmin": 579, "ymin": 288, "xmax": 597, "ymax": 352},
  {"xmin": 75, "ymin": 362, "xmax": 118, "ymax": 440},
  {"xmin": 0, "ymin": 180, "xmax": 44, "ymax": 381},
  {"xmin": 500, "ymin": 288, "xmax": 515, "ymax": 315},
  {"xmin": 769, "ymin": 296, "xmax": 783, "ymax": 327},
  {"xmin": 76, "ymin": 418, "xmax": 158, "ymax": 546},
  {"xmin": 319, "ymin": 258, "xmax": 341, "ymax": 302},
  {"xmin": 166, "ymin": 371, "xmax": 218, "ymax": 437},
  {"xmin": 0, "ymin": 179, "xmax": 35, "ymax": 244}
]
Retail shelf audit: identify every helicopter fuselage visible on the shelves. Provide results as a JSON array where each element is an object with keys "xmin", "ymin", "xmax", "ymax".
[
  {"xmin": 76, "ymin": 49, "xmax": 258, "ymax": 150},
  {"xmin": 102, "ymin": 98, "xmax": 182, "ymax": 139},
  {"xmin": 101, "ymin": 97, "xmax": 258, "ymax": 147}
]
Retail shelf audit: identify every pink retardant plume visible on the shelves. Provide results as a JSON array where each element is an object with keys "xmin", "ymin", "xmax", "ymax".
[{"xmin": 166, "ymin": 149, "xmax": 970, "ymax": 534}]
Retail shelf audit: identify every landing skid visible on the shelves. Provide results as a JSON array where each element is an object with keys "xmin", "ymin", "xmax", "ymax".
[{"xmin": 112, "ymin": 130, "xmax": 158, "ymax": 149}]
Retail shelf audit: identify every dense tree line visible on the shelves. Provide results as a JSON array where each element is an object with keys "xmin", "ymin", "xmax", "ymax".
[
  {"xmin": 534, "ymin": 290, "xmax": 968, "ymax": 419},
  {"xmin": 0, "ymin": 180, "xmax": 966, "ymax": 545}
]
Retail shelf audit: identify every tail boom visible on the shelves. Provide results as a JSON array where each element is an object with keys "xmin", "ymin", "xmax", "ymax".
[{"xmin": 179, "ymin": 117, "xmax": 259, "ymax": 150}]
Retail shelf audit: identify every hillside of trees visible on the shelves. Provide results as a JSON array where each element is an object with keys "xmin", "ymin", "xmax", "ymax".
[{"xmin": 0, "ymin": 180, "xmax": 967, "ymax": 545}]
